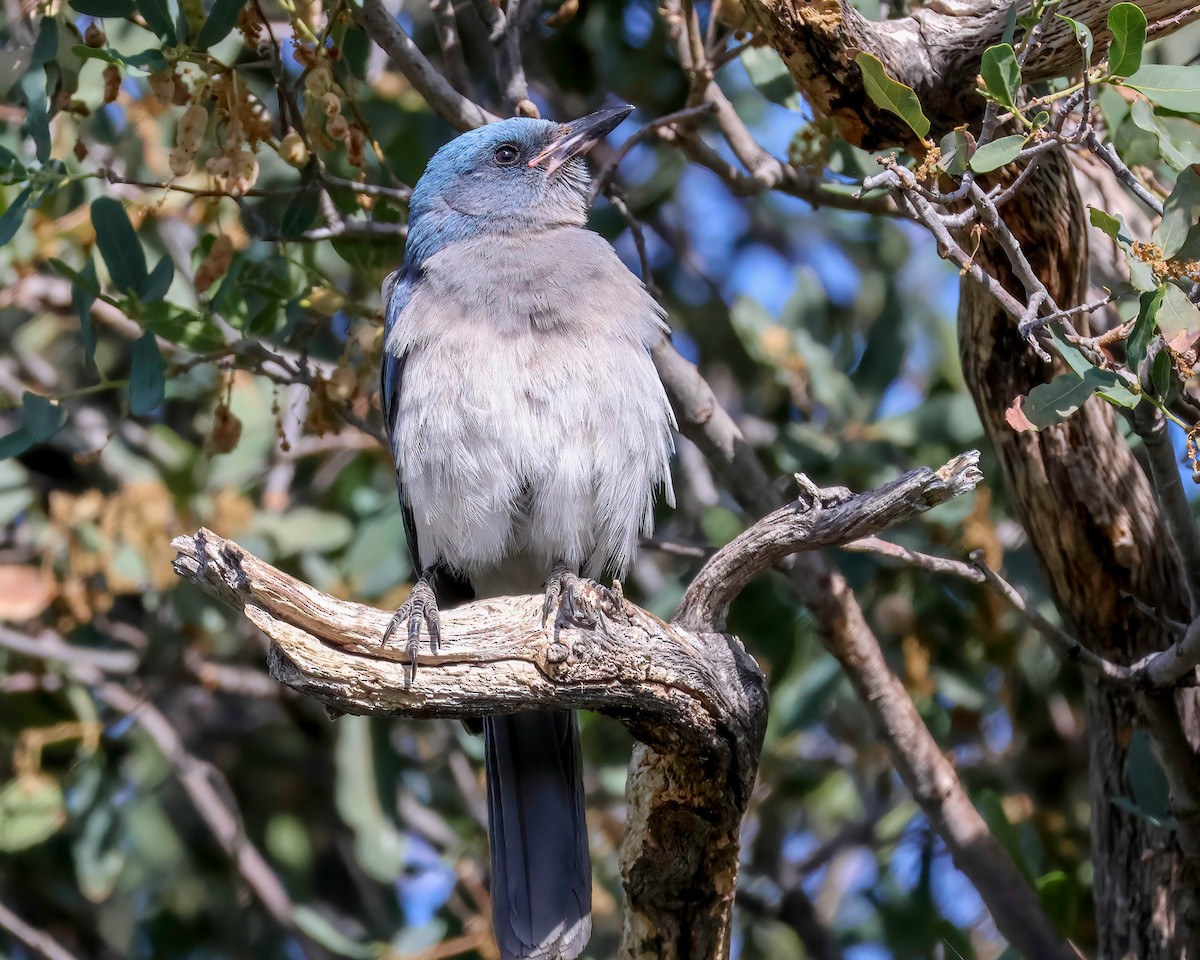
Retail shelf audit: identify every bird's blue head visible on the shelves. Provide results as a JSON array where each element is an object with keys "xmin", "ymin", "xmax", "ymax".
[{"xmin": 403, "ymin": 105, "xmax": 632, "ymax": 266}]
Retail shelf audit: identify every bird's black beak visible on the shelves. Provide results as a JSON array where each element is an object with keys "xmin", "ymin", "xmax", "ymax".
[{"xmin": 529, "ymin": 104, "xmax": 635, "ymax": 175}]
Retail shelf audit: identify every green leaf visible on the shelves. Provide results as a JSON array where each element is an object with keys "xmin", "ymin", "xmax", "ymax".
[
  {"xmin": 1097, "ymin": 86, "xmax": 1130, "ymax": 130},
  {"xmin": 1106, "ymin": 2, "xmax": 1146, "ymax": 79},
  {"xmin": 49, "ymin": 256, "xmax": 102, "ymax": 297},
  {"xmin": 938, "ymin": 129, "xmax": 970, "ymax": 176},
  {"xmin": 1172, "ymin": 225, "xmax": 1200, "ymax": 261},
  {"xmin": 69, "ymin": 0, "xmax": 137, "ymax": 15},
  {"xmin": 1125, "ymin": 249, "xmax": 1158, "ymax": 292},
  {"xmin": 333, "ymin": 717, "xmax": 406, "ymax": 883},
  {"xmin": 969, "ymin": 134, "xmax": 1026, "ymax": 173},
  {"xmin": 1123, "ymin": 65, "xmax": 1200, "ymax": 114},
  {"xmin": 980, "ymin": 43, "xmax": 1021, "ymax": 111},
  {"xmin": 1088, "ymin": 206, "xmax": 1127, "ymax": 242},
  {"xmin": 138, "ymin": 301, "xmax": 225, "ymax": 351},
  {"xmin": 1097, "ymin": 381, "xmax": 1140, "ymax": 409},
  {"xmin": 0, "ymin": 145, "xmax": 27, "ymax": 182},
  {"xmin": 71, "ymin": 45, "xmax": 125, "ymax": 65},
  {"xmin": 255, "ymin": 508, "xmax": 354, "ymax": 554},
  {"xmin": 0, "ymin": 187, "xmax": 31, "ymax": 246},
  {"xmin": 854, "ymin": 52, "xmax": 931, "ymax": 139},
  {"xmin": 91, "ymin": 197, "xmax": 147, "ymax": 295},
  {"xmin": 0, "ymin": 428, "xmax": 35, "ymax": 461},
  {"xmin": 1002, "ymin": 2, "xmax": 1018, "ymax": 45},
  {"xmin": 1156, "ymin": 165, "xmax": 1200, "ymax": 258},
  {"xmin": 1157, "ymin": 282, "xmax": 1200, "ymax": 352},
  {"xmin": 1129, "ymin": 99, "xmax": 1200, "ymax": 170},
  {"xmin": 341, "ymin": 26, "xmax": 370, "ymax": 82},
  {"xmin": 128, "ymin": 333, "xmax": 165, "ymax": 416},
  {"xmin": 293, "ymin": 907, "xmax": 376, "ymax": 960},
  {"xmin": 137, "ymin": 0, "xmax": 177, "ymax": 43},
  {"xmin": 1151, "ymin": 346, "xmax": 1174, "ymax": 398},
  {"xmin": 0, "ymin": 775, "xmax": 66, "ymax": 851},
  {"xmin": 978, "ymin": 790, "xmax": 1033, "ymax": 881},
  {"xmin": 32, "ymin": 16, "xmax": 59, "ymax": 65},
  {"xmin": 73, "ymin": 802, "xmax": 125, "ymax": 903},
  {"xmin": 771, "ymin": 655, "xmax": 843, "ymax": 735},
  {"xmin": 1049, "ymin": 327, "xmax": 1093, "ymax": 378},
  {"xmin": 21, "ymin": 392, "xmax": 66, "ymax": 443},
  {"xmin": 195, "ymin": 0, "xmax": 246, "ymax": 50},
  {"xmin": 330, "ymin": 236, "xmax": 397, "ymax": 270},
  {"xmin": 123, "ymin": 48, "xmax": 170, "ymax": 71},
  {"xmin": 742, "ymin": 46, "xmax": 798, "ymax": 109},
  {"xmin": 280, "ymin": 185, "xmax": 322, "ymax": 237},
  {"xmin": 1129, "ymin": 286, "xmax": 1164, "ymax": 369},
  {"xmin": 1022, "ymin": 368, "xmax": 1124, "ymax": 428},
  {"xmin": 1057, "ymin": 14, "xmax": 1094, "ymax": 64},
  {"xmin": 141, "ymin": 255, "xmax": 174, "ymax": 302},
  {"xmin": 18, "ymin": 69, "xmax": 50, "ymax": 164},
  {"xmin": 75, "ymin": 45, "xmax": 172, "ymax": 73},
  {"xmin": 1037, "ymin": 871, "xmax": 1077, "ymax": 937}
]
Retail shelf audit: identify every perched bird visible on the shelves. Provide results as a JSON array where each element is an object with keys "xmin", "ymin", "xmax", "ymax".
[{"xmin": 380, "ymin": 105, "xmax": 675, "ymax": 960}]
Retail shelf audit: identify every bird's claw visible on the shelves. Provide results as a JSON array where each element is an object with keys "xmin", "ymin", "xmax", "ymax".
[
  {"xmin": 382, "ymin": 575, "xmax": 441, "ymax": 676},
  {"xmin": 542, "ymin": 564, "xmax": 618, "ymax": 630}
]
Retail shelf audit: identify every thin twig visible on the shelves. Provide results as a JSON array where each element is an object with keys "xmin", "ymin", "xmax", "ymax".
[
  {"xmin": 488, "ymin": 0, "xmax": 534, "ymax": 114},
  {"xmin": 969, "ymin": 552, "xmax": 1142, "ymax": 685},
  {"xmin": 1085, "ymin": 129, "xmax": 1164, "ymax": 216},
  {"xmin": 588, "ymin": 103, "xmax": 717, "ymax": 203},
  {"xmin": 1131, "ymin": 402, "xmax": 1200, "ymax": 618},
  {"xmin": 674, "ymin": 453, "xmax": 985, "ymax": 631},
  {"xmin": 841, "ymin": 535, "xmax": 985, "ymax": 581},
  {"xmin": 0, "ymin": 624, "xmax": 138, "ymax": 674},
  {"xmin": 428, "ymin": 0, "xmax": 472, "ymax": 96},
  {"xmin": 358, "ymin": 0, "xmax": 498, "ymax": 132},
  {"xmin": 966, "ymin": 180, "xmax": 1062, "ymax": 339},
  {"xmin": 319, "ymin": 172, "xmax": 411, "ymax": 202},
  {"xmin": 0, "ymin": 902, "xmax": 80, "ymax": 960}
]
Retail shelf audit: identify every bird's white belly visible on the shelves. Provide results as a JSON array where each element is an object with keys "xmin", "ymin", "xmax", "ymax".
[{"xmin": 396, "ymin": 326, "xmax": 668, "ymax": 587}]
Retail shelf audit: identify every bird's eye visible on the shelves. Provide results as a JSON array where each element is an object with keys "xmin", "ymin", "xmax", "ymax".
[{"xmin": 493, "ymin": 144, "xmax": 520, "ymax": 166}]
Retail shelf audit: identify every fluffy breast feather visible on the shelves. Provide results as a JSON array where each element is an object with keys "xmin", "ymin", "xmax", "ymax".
[{"xmin": 385, "ymin": 227, "xmax": 675, "ymax": 583}]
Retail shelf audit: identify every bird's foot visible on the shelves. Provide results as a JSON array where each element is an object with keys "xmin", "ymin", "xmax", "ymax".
[
  {"xmin": 542, "ymin": 563, "xmax": 619, "ymax": 629},
  {"xmin": 382, "ymin": 574, "xmax": 441, "ymax": 676}
]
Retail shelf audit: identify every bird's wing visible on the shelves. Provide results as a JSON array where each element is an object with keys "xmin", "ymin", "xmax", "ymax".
[
  {"xmin": 381, "ymin": 267, "xmax": 474, "ymax": 607},
  {"xmin": 380, "ymin": 267, "xmax": 423, "ymax": 573}
]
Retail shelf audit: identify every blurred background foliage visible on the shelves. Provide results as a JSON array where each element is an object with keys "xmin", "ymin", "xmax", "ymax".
[{"xmin": 0, "ymin": 0, "xmax": 1197, "ymax": 958}]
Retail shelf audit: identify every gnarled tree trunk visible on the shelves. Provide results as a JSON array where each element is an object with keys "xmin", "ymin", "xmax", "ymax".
[{"xmin": 961, "ymin": 142, "xmax": 1198, "ymax": 960}]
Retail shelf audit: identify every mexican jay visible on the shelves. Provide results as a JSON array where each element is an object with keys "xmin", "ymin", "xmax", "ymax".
[{"xmin": 380, "ymin": 105, "xmax": 675, "ymax": 960}]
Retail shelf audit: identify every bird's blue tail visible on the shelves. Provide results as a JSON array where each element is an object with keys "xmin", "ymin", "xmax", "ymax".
[{"xmin": 483, "ymin": 710, "xmax": 592, "ymax": 960}]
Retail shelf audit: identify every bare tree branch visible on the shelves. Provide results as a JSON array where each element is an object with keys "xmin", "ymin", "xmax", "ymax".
[
  {"xmin": 675, "ymin": 453, "xmax": 984, "ymax": 630},
  {"xmin": 427, "ymin": 0, "xmax": 472, "ymax": 96},
  {"xmin": 0, "ymin": 902, "xmax": 80, "ymax": 960},
  {"xmin": 358, "ymin": 0, "xmax": 498, "ymax": 132}
]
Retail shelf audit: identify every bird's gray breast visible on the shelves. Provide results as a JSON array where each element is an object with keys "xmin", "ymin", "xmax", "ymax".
[{"xmin": 386, "ymin": 228, "xmax": 674, "ymax": 589}]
